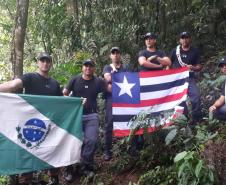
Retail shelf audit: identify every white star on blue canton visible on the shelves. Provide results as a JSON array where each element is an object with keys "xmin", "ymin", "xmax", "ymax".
[{"xmin": 115, "ymin": 75, "xmax": 135, "ymax": 97}]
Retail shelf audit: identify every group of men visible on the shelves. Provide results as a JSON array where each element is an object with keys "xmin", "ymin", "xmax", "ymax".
[{"xmin": 0, "ymin": 31, "xmax": 225, "ymax": 185}]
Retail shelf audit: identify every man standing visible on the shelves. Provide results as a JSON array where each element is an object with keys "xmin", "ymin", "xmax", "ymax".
[
  {"xmin": 63, "ymin": 59, "xmax": 106, "ymax": 179},
  {"xmin": 0, "ymin": 52, "xmax": 62, "ymax": 185},
  {"xmin": 129, "ymin": 33, "xmax": 172, "ymax": 155},
  {"xmin": 138, "ymin": 32, "xmax": 171, "ymax": 71},
  {"xmin": 170, "ymin": 31, "xmax": 202, "ymax": 124},
  {"xmin": 209, "ymin": 56, "xmax": 226, "ymax": 120},
  {"xmin": 102, "ymin": 47, "xmax": 130, "ymax": 161}
]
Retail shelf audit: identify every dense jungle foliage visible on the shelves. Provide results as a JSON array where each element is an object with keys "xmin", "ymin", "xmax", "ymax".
[{"xmin": 1, "ymin": 0, "xmax": 226, "ymax": 184}]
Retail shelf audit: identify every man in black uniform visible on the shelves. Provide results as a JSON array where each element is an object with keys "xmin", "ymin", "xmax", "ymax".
[
  {"xmin": 130, "ymin": 33, "xmax": 171, "ymax": 155},
  {"xmin": 170, "ymin": 32, "xmax": 202, "ymax": 124},
  {"xmin": 209, "ymin": 56, "xmax": 226, "ymax": 120},
  {"xmin": 0, "ymin": 52, "xmax": 62, "ymax": 185},
  {"xmin": 138, "ymin": 32, "xmax": 171, "ymax": 71},
  {"xmin": 63, "ymin": 59, "xmax": 106, "ymax": 180},
  {"xmin": 102, "ymin": 47, "xmax": 130, "ymax": 161}
]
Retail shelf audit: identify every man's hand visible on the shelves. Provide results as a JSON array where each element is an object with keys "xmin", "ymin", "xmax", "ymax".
[
  {"xmin": 82, "ymin": 97, "xmax": 87, "ymax": 105},
  {"xmin": 110, "ymin": 63, "xmax": 118, "ymax": 73},
  {"xmin": 209, "ymin": 105, "xmax": 216, "ymax": 112},
  {"xmin": 186, "ymin": 64, "xmax": 194, "ymax": 71},
  {"xmin": 147, "ymin": 55, "xmax": 157, "ymax": 62}
]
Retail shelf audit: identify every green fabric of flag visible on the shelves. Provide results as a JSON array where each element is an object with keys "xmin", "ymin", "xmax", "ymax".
[{"xmin": 0, "ymin": 93, "xmax": 83, "ymax": 175}]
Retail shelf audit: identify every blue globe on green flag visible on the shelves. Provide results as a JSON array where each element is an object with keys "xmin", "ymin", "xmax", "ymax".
[{"xmin": 22, "ymin": 118, "xmax": 46, "ymax": 142}]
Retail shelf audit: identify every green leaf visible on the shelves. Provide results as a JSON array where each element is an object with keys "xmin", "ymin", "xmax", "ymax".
[
  {"xmin": 184, "ymin": 151, "xmax": 194, "ymax": 160},
  {"xmin": 165, "ymin": 128, "xmax": 177, "ymax": 145},
  {"xmin": 174, "ymin": 151, "xmax": 187, "ymax": 163},
  {"xmin": 195, "ymin": 160, "xmax": 203, "ymax": 178},
  {"xmin": 208, "ymin": 112, "xmax": 213, "ymax": 120},
  {"xmin": 208, "ymin": 170, "xmax": 214, "ymax": 182},
  {"xmin": 178, "ymin": 163, "xmax": 187, "ymax": 177},
  {"xmin": 203, "ymin": 72, "xmax": 210, "ymax": 79}
]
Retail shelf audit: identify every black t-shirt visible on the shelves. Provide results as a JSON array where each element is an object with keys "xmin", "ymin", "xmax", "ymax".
[
  {"xmin": 102, "ymin": 63, "xmax": 130, "ymax": 74},
  {"xmin": 170, "ymin": 46, "xmax": 200, "ymax": 78},
  {"xmin": 66, "ymin": 75, "xmax": 106, "ymax": 114},
  {"xmin": 221, "ymin": 81, "xmax": 225, "ymax": 96},
  {"xmin": 21, "ymin": 73, "xmax": 62, "ymax": 96},
  {"xmin": 138, "ymin": 49, "xmax": 166, "ymax": 71},
  {"xmin": 170, "ymin": 46, "xmax": 200, "ymax": 67},
  {"xmin": 102, "ymin": 63, "xmax": 130, "ymax": 98}
]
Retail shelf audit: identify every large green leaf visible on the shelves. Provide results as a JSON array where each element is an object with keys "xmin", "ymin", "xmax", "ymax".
[{"xmin": 174, "ymin": 151, "xmax": 187, "ymax": 162}]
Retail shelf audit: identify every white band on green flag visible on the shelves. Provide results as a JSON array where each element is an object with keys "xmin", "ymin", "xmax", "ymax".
[{"xmin": 0, "ymin": 92, "xmax": 83, "ymax": 175}]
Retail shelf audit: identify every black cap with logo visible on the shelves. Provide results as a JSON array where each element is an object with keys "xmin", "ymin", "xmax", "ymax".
[
  {"xmin": 180, "ymin": 31, "xmax": 191, "ymax": 38},
  {"xmin": 144, "ymin": 32, "xmax": 157, "ymax": 40},
  {"xmin": 218, "ymin": 56, "xmax": 226, "ymax": 67},
  {"xmin": 37, "ymin": 52, "xmax": 52, "ymax": 62},
  {"xmin": 110, "ymin": 47, "xmax": 120, "ymax": 53},
  {"xmin": 83, "ymin": 59, "xmax": 95, "ymax": 66}
]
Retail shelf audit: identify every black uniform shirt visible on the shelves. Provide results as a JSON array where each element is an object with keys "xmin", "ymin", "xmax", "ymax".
[
  {"xmin": 138, "ymin": 49, "xmax": 166, "ymax": 71},
  {"xmin": 21, "ymin": 73, "xmax": 62, "ymax": 96},
  {"xmin": 66, "ymin": 75, "xmax": 106, "ymax": 114}
]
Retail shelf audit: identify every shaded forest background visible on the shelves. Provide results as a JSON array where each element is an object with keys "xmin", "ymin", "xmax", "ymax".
[
  {"xmin": 1, "ymin": 0, "xmax": 226, "ymax": 83},
  {"xmin": 1, "ymin": 0, "xmax": 226, "ymax": 185}
]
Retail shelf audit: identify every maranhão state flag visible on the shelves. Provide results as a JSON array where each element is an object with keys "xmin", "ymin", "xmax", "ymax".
[
  {"xmin": 112, "ymin": 67, "xmax": 189, "ymax": 137},
  {"xmin": 0, "ymin": 93, "xmax": 83, "ymax": 175}
]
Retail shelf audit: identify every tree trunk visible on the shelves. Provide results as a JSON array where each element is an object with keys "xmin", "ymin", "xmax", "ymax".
[
  {"xmin": 11, "ymin": 0, "xmax": 29, "ymax": 78},
  {"xmin": 66, "ymin": 0, "xmax": 81, "ymax": 51}
]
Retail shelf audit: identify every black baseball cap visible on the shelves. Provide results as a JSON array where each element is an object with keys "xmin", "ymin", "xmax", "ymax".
[
  {"xmin": 218, "ymin": 56, "xmax": 226, "ymax": 67},
  {"xmin": 180, "ymin": 31, "xmax": 191, "ymax": 38},
  {"xmin": 144, "ymin": 32, "xmax": 157, "ymax": 40},
  {"xmin": 37, "ymin": 52, "xmax": 52, "ymax": 62},
  {"xmin": 110, "ymin": 47, "xmax": 120, "ymax": 53},
  {"xmin": 83, "ymin": 59, "xmax": 95, "ymax": 66}
]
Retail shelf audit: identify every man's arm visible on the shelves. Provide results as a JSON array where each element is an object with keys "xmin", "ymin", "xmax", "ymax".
[
  {"xmin": 104, "ymin": 73, "xmax": 112, "ymax": 92},
  {"xmin": 63, "ymin": 77, "xmax": 75, "ymax": 96},
  {"xmin": 156, "ymin": 56, "xmax": 172, "ymax": 67},
  {"xmin": 209, "ymin": 95, "xmax": 225, "ymax": 112},
  {"xmin": 187, "ymin": 49, "xmax": 202, "ymax": 72},
  {"xmin": 0, "ymin": 78, "xmax": 23, "ymax": 92},
  {"xmin": 104, "ymin": 73, "xmax": 111, "ymax": 83},
  {"xmin": 138, "ymin": 56, "xmax": 163, "ymax": 69},
  {"xmin": 189, "ymin": 64, "xmax": 202, "ymax": 72}
]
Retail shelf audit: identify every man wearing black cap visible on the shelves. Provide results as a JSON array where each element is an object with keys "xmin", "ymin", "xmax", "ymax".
[
  {"xmin": 102, "ymin": 47, "xmax": 130, "ymax": 161},
  {"xmin": 209, "ymin": 56, "xmax": 226, "ymax": 120},
  {"xmin": 170, "ymin": 31, "xmax": 202, "ymax": 124},
  {"xmin": 63, "ymin": 59, "xmax": 106, "ymax": 180},
  {"xmin": 0, "ymin": 52, "xmax": 62, "ymax": 185},
  {"xmin": 132, "ymin": 33, "xmax": 171, "ymax": 155},
  {"xmin": 138, "ymin": 32, "xmax": 171, "ymax": 71}
]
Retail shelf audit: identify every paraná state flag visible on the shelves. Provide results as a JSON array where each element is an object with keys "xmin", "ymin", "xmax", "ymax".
[
  {"xmin": 0, "ymin": 93, "xmax": 83, "ymax": 175},
  {"xmin": 112, "ymin": 67, "xmax": 189, "ymax": 137}
]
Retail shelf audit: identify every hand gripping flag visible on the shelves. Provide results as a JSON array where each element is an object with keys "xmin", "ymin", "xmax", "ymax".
[
  {"xmin": 112, "ymin": 67, "xmax": 189, "ymax": 137},
  {"xmin": 0, "ymin": 93, "xmax": 83, "ymax": 175}
]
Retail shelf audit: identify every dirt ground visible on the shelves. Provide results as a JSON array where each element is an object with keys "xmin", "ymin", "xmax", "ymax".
[{"xmin": 58, "ymin": 154, "xmax": 140, "ymax": 185}]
